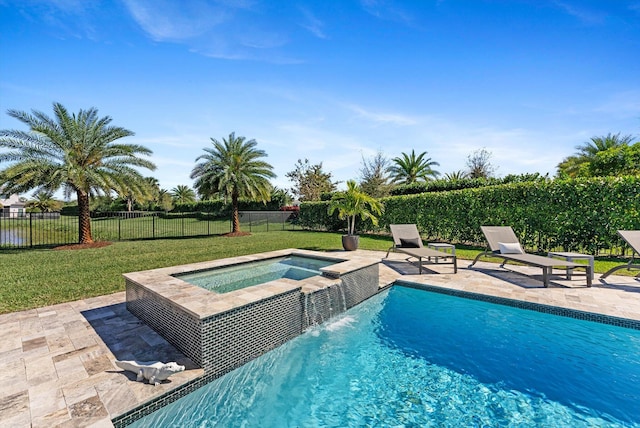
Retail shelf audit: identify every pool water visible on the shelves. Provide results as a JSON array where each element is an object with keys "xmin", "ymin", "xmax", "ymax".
[
  {"xmin": 129, "ymin": 286, "xmax": 640, "ymax": 427},
  {"xmin": 176, "ymin": 255, "xmax": 338, "ymax": 293}
]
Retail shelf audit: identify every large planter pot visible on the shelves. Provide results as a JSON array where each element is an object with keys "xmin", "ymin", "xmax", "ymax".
[{"xmin": 341, "ymin": 234, "xmax": 359, "ymax": 251}]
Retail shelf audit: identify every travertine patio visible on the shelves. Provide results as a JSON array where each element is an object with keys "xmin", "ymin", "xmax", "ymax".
[{"xmin": 1, "ymin": 250, "xmax": 639, "ymax": 427}]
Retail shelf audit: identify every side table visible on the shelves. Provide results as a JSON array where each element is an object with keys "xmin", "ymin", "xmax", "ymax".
[
  {"xmin": 427, "ymin": 243, "xmax": 456, "ymax": 263},
  {"xmin": 547, "ymin": 251, "xmax": 594, "ymax": 280}
]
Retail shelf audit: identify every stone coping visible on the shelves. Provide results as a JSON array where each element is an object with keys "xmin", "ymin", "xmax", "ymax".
[{"xmin": 122, "ymin": 249, "xmax": 379, "ymax": 320}]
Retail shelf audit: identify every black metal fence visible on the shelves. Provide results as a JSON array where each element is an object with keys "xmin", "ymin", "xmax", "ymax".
[
  {"xmin": 0, "ymin": 210, "xmax": 300, "ymax": 249},
  {"xmin": 238, "ymin": 211, "xmax": 300, "ymax": 232}
]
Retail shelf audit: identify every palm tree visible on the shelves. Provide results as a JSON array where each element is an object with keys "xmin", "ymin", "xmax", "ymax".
[
  {"xmin": 443, "ymin": 170, "xmax": 469, "ymax": 181},
  {"xmin": 157, "ymin": 189, "xmax": 174, "ymax": 211},
  {"xmin": 26, "ymin": 190, "xmax": 62, "ymax": 212},
  {"xmin": 142, "ymin": 176, "xmax": 160, "ymax": 210},
  {"xmin": 117, "ymin": 183, "xmax": 153, "ymax": 212},
  {"xmin": 191, "ymin": 132, "xmax": 275, "ymax": 234},
  {"xmin": 387, "ymin": 150, "xmax": 440, "ymax": 184},
  {"xmin": 170, "ymin": 185, "xmax": 196, "ymax": 204},
  {"xmin": 556, "ymin": 155, "xmax": 587, "ymax": 179},
  {"xmin": 328, "ymin": 180, "xmax": 383, "ymax": 236},
  {"xmin": 577, "ymin": 133, "xmax": 633, "ymax": 157},
  {"xmin": 0, "ymin": 102, "xmax": 155, "ymax": 243},
  {"xmin": 557, "ymin": 133, "xmax": 635, "ymax": 178},
  {"xmin": 270, "ymin": 187, "xmax": 293, "ymax": 207}
]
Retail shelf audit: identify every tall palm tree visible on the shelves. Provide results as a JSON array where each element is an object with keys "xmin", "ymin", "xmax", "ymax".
[
  {"xmin": 191, "ymin": 132, "xmax": 275, "ymax": 234},
  {"xmin": 170, "ymin": 185, "xmax": 196, "ymax": 204},
  {"xmin": 0, "ymin": 102, "xmax": 155, "ymax": 243},
  {"xmin": 387, "ymin": 150, "xmax": 440, "ymax": 185}
]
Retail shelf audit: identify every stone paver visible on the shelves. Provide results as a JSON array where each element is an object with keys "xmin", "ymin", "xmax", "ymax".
[
  {"xmin": 1, "ymin": 249, "xmax": 639, "ymax": 427},
  {"xmin": 0, "ymin": 292, "xmax": 203, "ymax": 428}
]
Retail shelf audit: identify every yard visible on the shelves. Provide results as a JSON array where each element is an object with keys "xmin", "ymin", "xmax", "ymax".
[{"xmin": 0, "ymin": 230, "xmax": 632, "ymax": 314}]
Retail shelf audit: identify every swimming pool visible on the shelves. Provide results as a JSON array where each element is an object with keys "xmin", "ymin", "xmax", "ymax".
[
  {"xmin": 128, "ymin": 285, "xmax": 640, "ymax": 427},
  {"xmin": 176, "ymin": 255, "xmax": 340, "ymax": 293}
]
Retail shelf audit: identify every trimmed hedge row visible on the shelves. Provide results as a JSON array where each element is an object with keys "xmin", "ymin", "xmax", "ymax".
[
  {"xmin": 299, "ymin": 176, "xmax": 640, "ymax": 253},
  {"xmin": 390, "ymin": 173, "xmax": 549, "ymax": 196}
]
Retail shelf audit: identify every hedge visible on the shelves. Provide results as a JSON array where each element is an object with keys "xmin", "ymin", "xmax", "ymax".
[
  {"xmin": 299, "ymin": 176, "xmax": 640, "ymax": 253},
  {"xmin": 389, "ymin": 173, "xmax": 549, "ymax": 196}
]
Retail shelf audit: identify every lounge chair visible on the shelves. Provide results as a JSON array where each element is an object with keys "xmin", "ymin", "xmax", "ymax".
[
  {"xmin": 385, "ymin": 224, "xmax": 457, "ymax": 274},
  {"xmin": 600, "ymin": 230, "xmax": 640, "ymax": 280},
  {"xmin": 469, "ymin": 226, "xmax": 592, "ymax": 287}
]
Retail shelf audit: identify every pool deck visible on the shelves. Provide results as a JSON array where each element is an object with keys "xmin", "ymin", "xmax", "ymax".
[{"xmin": 1, "ymin": 249, "xmax": 639, "ymax": 427}]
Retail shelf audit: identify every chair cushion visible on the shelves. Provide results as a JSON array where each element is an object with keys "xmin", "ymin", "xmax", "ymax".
[
  {"xmin": 399, "ymin": 237, "xmax": 421, "ymax": 248},
  {"xmin": 498, "ymin": 242, "xmax": 524, "ymax": 254}
]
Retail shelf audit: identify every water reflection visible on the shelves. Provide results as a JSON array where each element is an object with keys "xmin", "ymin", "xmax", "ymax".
[{"xmin": 0, "ymin": 229, "xmax": 23, "ymax": 245}]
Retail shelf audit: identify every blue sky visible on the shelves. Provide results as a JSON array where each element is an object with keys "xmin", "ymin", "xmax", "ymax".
[{"xmin": 1, "ymin": 0, "xmax": 639, "ymax": 195}]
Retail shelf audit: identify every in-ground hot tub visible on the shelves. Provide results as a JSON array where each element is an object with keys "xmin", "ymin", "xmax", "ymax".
[
  {"xmin": 123, "ymin": 249, "xmax": 381, "ymax": 377},
  {"xmin": 175, "ymin": 254, "xmax": 341, "ymax": 293}
]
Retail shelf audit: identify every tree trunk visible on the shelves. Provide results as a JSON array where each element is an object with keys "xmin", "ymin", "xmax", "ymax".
[
  {"xmin": 231, "ymin": 192, "xmax": 240, "ymax": 233},
  {"xmin": 77, "ymin": 190, "xmax": 94, "ymax": 244}
]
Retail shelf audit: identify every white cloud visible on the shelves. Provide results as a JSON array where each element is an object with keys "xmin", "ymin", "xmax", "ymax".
[
  {"xmin": 238, "ymin": 30, "xmax": 288, "ymax": 49},
  {"xmin": 122, "ymin": 0, "xmax": 228, "ymax": 41},
  {"xmin": 553, "ymin": 1, "xmax": 605, "ymax": 25},
  {"xmin": 122, "ymin": 0, "xmax": 299, "ymax": 63},
  {"xmin": 346, "ymin": 104, "xmax": 418, "ymax": 126},
  {"xmin": 298, "ymin": 7, "xmax": 327, "ymax": 39},
  {"xmin": 359, "ymin": 0, "xmax": 414, "ymax": 25}
]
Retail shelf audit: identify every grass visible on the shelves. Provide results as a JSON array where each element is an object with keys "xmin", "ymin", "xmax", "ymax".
[
  {"xmin": 0, "ymin": 230, "xmax": 382, "ymax": 314},
  {"xmin": 1, "ymin": 230, "xmax": 635, "ymax": 314}
]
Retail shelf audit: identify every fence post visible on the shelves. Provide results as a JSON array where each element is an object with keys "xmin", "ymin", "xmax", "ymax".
[
  {"xmin": 118, "ymin": 217, "xmax": 122, "ymax": 241},
  {"xmin": 152, "ymin": 215, "xmax": 156, "ymax": 239},
  {"xmin": 29, "ymin": 214, "xmax": 33, "ymax": 248}
]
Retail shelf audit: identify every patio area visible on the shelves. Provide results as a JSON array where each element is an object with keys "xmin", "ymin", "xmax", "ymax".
[{"xmin": 1, "ymin": 249, "xmax": 639, "ymax": 427}]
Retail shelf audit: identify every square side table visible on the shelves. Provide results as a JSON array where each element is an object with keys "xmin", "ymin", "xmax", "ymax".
[
  {"xmin": 427, "ymin": 243, "xmax": 456, "ymax": 263},
  {"xmin": 547, "ymin": 251, "xmax": 594, "ymax": 280}
]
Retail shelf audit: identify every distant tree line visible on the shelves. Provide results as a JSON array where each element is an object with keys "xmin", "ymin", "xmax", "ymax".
[{"xmin": 1, "ymin": 101, "xmax": 637, "ymax": 242}]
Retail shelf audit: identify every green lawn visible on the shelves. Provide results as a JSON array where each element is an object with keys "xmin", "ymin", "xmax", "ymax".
[
  {"xmin": 1, "ymin": 230, "xmax": 382, "ymax": 314},
  {"xmin": 0, "ymin": 230, "xmax": 634, "ymax": 314}
]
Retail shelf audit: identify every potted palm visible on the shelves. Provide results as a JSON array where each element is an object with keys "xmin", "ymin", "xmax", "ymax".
[{"xmin": 328, "ymin": 180, "xmax": 384, "ymax": 251}]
